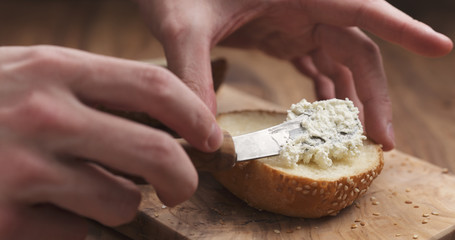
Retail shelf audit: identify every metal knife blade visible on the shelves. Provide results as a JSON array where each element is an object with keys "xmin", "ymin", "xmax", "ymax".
[{"xmin": 232, "ymin": 113, "xmax": 310, "ymax": 161}]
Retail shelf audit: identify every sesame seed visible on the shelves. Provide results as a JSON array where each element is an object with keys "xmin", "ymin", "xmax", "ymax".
[
  {"xmin": 296, "ymin": 226, "xmax": 302, "ymax": 230},
  {"xmin": 414, "ymin": 205, "xmax": 420, "ymax": 208},
  {"xmin": 395, "ymin": 233, "xmax": 401, "ymax": 237},
  {"xmin": 413, "ymin": 234, "xmax": 419, "ymax": 239},
  {"xmin": 311, "ymin": 182, "xmax": 318, "ymax": 187},
  {"xmin": 304, "ymin": 185, "xmax": 311, "ymax": 190},
  {"xmin": 405, "ymin": 188, "xmax": 411, "ymax": 192},
  {"xmin": 342, "ymin": 193, "xmax": 348, "ymax": 200},
  {"xmin": 338, "ymin": 183, "xmax": 343, "ymax": 189},
  {"xmin": 423, "ymin": 213, "xmax": 430, "ymax": 217},
  {"xmin": 442, "ymin": 168, "xmax": 449, "ymax": 174},
  {"xmin": 161, "ymin": 205, "xmax": 167, "ymax": 209},
  {"xmin": 405, "ymin": 200, "xmax": 413, "ymax": 204},
  {"xmin": 303, "ymin": 190, "xmax": 310, "ymax": 195},
  {"xmin": 274, "ymin": 229, "xmax": 281, "ymax": 234},
  {"xmin": 320, "ymin": 189, "xmax": 324, "ymax": 194},
  {"xmin": 354, "ymin": 188, "xmax": 360, "ymax": 193},
  {"xmin": 372, "ymin": 201, "xmax": 380, "ymax": 205},
  {"xmin": 327, "ymin": 209, "xmax": 335, "ymax": 214},
  {"xmin": 370, "ymin": 197, "xmax": 377, "ymax": 201},
  {"xmin": 351, "ymin": 224, "xmax": 358, "ymax": 229},
  {"xmin": 360, "ymin": 222, "xmax": 366, "ymax": 226},
  {"xmin": 312, "ymin": 189, "xmax": 317, "ymax": 196},
  {"xmin": 422, "ymin": 219, "xmax": 429, "ymax": 224},
  {"xmin": 295, "ymin": 187, "xmax": 303, "ymax": 191},
  {"xmin": 154, "ymin": 213, "xmax": 159, "ymax": 217},
  {"xmin": 344, "ymin": 185, "xmax": 349, "ymax": 191},
  {"xmin": 431, "ymin": 211, "xmax": 440, "ymax": 216},
  {"xmin": 372, "ymin": 212, "xmax": 380, "ymax": 216},
  {"xmin": 332, "ymin": 202, "xmax": 338, "ymax": 206},
  {"xmin": 354, "ymin": 218, "xmax": 361, "ymax": 222},
  {"xmin": 361, "ymin": 179, "xmax": 366, "ymax": 184},
  {"xmin": 369, "ymin": 176, "xmax": 373, "ymax": 181}
]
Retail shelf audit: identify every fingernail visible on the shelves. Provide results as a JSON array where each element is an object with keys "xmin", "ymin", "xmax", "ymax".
[
  {"xmin": 387, "ymin": 122, "xmax": 396, "ymax": 147},
  {"xmin": 207, "ymin": 123, "xmax": 223, "ymax": 151}
]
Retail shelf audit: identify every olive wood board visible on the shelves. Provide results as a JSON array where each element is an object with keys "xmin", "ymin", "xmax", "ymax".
[{"xmin": 115, "ymin": 86, "xmax": 455, "ymax": 240}]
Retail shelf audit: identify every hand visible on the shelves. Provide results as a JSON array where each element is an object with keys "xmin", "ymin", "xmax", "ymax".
[
  {"xmin": 0, "ymin": 45, "xmax": 223, "ymax": 239},
  {"xmin": 135, "ymin": 0, "xmax": 453, "ymax": 151}
]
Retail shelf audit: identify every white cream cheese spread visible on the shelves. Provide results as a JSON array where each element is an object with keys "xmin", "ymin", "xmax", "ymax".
[{"xmin": 278, "ymin": 98, "xmax": 366, "ymax": 169}]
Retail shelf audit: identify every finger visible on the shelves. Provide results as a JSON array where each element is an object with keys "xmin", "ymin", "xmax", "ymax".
[
  {"xmin": 304, "ymin": 0, "xmax": 453, "ymax": 56},
  {"xmin": 0, "ymin": 204, "xmax": 87, "ymax": 240},
  {"xmin": 308, "ymin": 49, "xmax": 365, "ymax": 124},
  {"xmin": 39, "ymin": 160, "xmax": 142, "ymax": 227},
  {"xmin": 53, "ymin": 104, "xmax": 199, "ymax": 207},
  {"xmin": 163, "ymin": 32, "xmax": 218, "ymax": 114},
  {"xmin": 315, "ymin": 25, "xmax": 394, "ymax": 150},
  {"xmin": 2, "ymin": 145, "xmax": 140, "ymax": 226},
  {"xmin": 292, "ymin": 55, "xmax": 335, "ymax": 100},
  {"xmin": 5, "ymin": 46, "xmax": 222, "ymax": 152}
]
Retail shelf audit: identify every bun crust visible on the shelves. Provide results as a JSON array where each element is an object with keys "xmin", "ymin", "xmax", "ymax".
[{"xmin": 213, "ymin": 110, "xmax": 384, "ymax": 218}]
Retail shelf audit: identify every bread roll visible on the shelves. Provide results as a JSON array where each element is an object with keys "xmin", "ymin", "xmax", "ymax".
[{"xmin": 213, "ymin": 110, "xmax": 384, "ymax": 218}]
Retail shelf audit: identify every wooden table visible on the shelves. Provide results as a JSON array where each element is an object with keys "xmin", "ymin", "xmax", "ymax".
[{"xmin": 1, "ymin": 0, "xmax": 454, "ymax": 239}]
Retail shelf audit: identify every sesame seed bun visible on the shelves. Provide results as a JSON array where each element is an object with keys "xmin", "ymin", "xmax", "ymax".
[{"xmin": 213, "ymin": 110, "xmax": 384, "ymax": 218}]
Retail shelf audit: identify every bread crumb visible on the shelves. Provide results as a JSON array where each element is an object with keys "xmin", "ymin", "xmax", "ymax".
[{"xmin": 405, "ymin": 188, "xmax": 411, "ymax": 192}]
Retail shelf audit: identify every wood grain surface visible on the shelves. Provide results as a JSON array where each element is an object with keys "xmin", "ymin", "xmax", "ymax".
[{"xmin": 1, "ymin": 0, "xmax": 454, "ymax": 239}]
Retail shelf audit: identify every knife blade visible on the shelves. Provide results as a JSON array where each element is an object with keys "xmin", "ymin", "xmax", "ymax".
[{"xmin": 178, "ymin": 113, "xmax": 309, "ymax": 172}]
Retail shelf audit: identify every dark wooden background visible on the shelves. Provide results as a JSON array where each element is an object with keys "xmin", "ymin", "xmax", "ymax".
[{"xmin": 1, "ymin": 1, "xmax": 454, "ymax": 239}]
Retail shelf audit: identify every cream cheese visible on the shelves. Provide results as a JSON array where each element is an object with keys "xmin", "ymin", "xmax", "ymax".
[{"xmin": 278, "ymin": 98, "xmax": 366, "ymax": 169}]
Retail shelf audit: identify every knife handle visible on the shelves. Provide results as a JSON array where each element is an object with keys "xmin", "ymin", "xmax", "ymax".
[{"xmin": 177, "ymin": 130, "xmax": 237, "ymax": 172}]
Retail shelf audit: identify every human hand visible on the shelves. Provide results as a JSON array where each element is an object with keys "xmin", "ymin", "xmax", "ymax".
[
  {"xmin": 134, "ymin": 0, "xmax": 452, "ymax": 151},
  {"xmin": 0, "ymin": 45, "xmax": 223, "ymax": 239}
]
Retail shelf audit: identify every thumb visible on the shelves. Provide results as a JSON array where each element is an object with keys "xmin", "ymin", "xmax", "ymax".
[{"xmin": 163, "ymin": 35, "xmax": 217, "ymax": 114}]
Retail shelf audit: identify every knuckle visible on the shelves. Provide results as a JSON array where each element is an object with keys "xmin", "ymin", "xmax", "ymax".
[
  {"xmin": 105, "ymin": 184, "xmax": 141, "ymax": 226},
  {"xmin": 357, "ymin": 39, "xmax": 380, "ymax": 58},
  {"xmin": 148, "ymin": 133, "xmax": 181, "ymax": 168},
  {"xmin": 23, "ymin": 46, "xmax": 66, "ymax": 69},
  {"xmin": 138, "ymin": 67, "xmax": 176, "ymax": 101},
  {"xmin": 13, "ymin": 92, "xmax": 82, "ymax": 136}
]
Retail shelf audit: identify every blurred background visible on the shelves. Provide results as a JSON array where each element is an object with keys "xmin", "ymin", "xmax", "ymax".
[{"xmin": 0, "ymin": 0, "xmax": 454, "ymax": 171}]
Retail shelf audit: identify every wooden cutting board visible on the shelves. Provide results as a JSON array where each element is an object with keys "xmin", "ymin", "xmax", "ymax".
[{"xmin": 115, "ymin": 86, "xmax": 455, "ymax": 240}]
